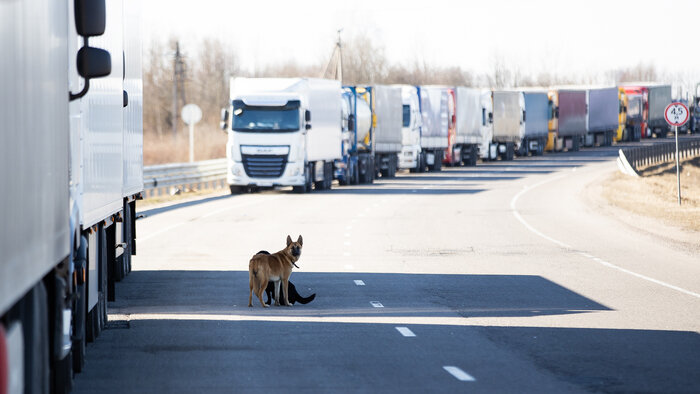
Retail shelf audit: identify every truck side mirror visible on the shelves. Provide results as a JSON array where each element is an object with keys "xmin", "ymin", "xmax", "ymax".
[
  {"xmin": 348, "ymin": 114, "xmax": 355, "ymax": 131},
  {"xmin": 75, "ymin": 0, "xmax": 106, "ymax": 36},
  {"xmin": 555, "ymin": 108, "xmax": 560, "ymax": 118},
  {"xmin": 522, "ymin": 110, "xmax": 526, "ymax": 123},
  {"xmin": 220, "ymin": 108, "xmax": 229, "ymax": 131},
  {"xmin": 489, "ymin": 112, "xmax": 493, "ymax": 124},
  {"xmin": 305, "ymin": 110, "xmax": 311, "ymax": 122},
  {"xmin": 123, "ymin": 90, "xmax": 128, "ymax": 107},
  {"xmin": 305, "ymin": 124, "xmax": 312, "ymax": 130},
  {"xmin": 76, "ymin": 46, "xmax": 111, "ymax": 79},
  {"xmin": 69, "ymin": 0, "xmax": 110, "ymax": 101}
]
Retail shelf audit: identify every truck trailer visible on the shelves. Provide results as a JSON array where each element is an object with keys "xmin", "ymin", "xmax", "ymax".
[
  {"xmin": 1, "ymin": 0, "xmax": 143, "ymax": 392},
  {"xmin": 491, "ymin": 91, "xmax": 525, "ymax": 160},
  {"xmin": 371, "ymin": 86, "xmax": 403, "ymax": 178},
  {"xmin": 222, "ymin": 78, "xmax": 342, "ymax": 193},
  {"xmin": 418, "ymin": 86, "xmax": 450, "ymax": 171},
  {"xmin": 521, "ymin": 91, "xmax": 549, "ymax": 156},
  {"xmin": 445, "ymin": 87, "xmax": 487, "ymax": 166},
  {"xmin": 337, "ymin": 86, "xmax": 373, "ymax": 184},
  {"xmin": 585, "ymin": 87, "xmax": 619, "ymax": 147},
  {"xmin": 553, "ymin": 89, "xmax": 587, "ymax": 151},
  {"xmin": 336, "ymin": 85, "xmax": 401, "ymax": 184},
  {"xmin": 646, "ymin": 84, "xmax": 672, "ymax": 138}
]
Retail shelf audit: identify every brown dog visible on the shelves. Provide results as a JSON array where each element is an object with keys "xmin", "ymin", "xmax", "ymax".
[{"xmin": 248, "ymin": 235, "xmax": 303, "ymax": 307}]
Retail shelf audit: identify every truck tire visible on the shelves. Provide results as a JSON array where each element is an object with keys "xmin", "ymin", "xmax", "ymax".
[
  {"xmin": 22, "ymin": 282, "xmax": 50, "ymax": 394},
  {"xmin": 229, "ymin": 185, "xmax": 245, "ymax": 195},
  {"xmin": 571, "ymin": 136, "xmax": 580, "ymax": 152},
  {"xmin": 517, "ymin": 140, "xmax": 528, "ymax": 157},
  {"xmin": 72, "ymin": 281, "xmax": 86, "ymax": 373},
  {"xmin": 505, "ymin": 142, "xmax": 515, "ymax": 161}
]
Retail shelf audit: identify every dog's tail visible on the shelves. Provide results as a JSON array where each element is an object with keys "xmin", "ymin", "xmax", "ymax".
[
  {"xmin": 296, "ymin": 293, "xmax": 316, "ymax": 305},
  {"xmin": 250, "ymin": 251, "xmax": 269, "ymax": 278}
]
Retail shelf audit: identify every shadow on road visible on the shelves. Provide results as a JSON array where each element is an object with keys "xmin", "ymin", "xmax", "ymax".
[
  {"xmin": 111, "ymin": 271, "xmax": 610, "ymax": 319},
  {"xmin": 80, "ymin": 269, "xmax": 700, "ymax": 393}
]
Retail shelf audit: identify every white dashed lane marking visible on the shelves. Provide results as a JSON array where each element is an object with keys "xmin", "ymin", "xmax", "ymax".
[
  {"xmin": 395, "ymin": 327, "xmax": 415, "ymax": 337},
  {"xmin": 443, "ymin": 366, "xmax": 476, "ymax": 382},
  {"xmin": 354, "ymin": 280, "xmax": 365, "ymax": 286},
  {"xmin": 370, "ymin": 301, "xmax": 384, "ymax": 308}
]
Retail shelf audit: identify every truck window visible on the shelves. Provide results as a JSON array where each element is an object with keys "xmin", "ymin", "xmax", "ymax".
[
  {"xmin": 232, "ymin": 100, "xmax": 301, "ymax": 132},
  {"xmin": 402, "ymin": 105, "xmax": 410, "ymax": 127}
]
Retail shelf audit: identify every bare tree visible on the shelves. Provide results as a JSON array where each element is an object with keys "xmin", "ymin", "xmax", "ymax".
[{"xmin": 341, "ymin": 33, "xmax": 388, "ymax": 85}]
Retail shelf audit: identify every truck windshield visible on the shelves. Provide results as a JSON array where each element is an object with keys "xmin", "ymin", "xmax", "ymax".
[
  {"xmin": 402, "ymin": 105, "xmax": 410, "ymax": 127},
  {"xmin": 231, "ymin": 100, "xmax": 300, "ymax": 132}
]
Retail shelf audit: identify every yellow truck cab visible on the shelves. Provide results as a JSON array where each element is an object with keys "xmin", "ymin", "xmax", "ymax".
[
  {"xmin": 545, "ymin": 90, "xmax": 558, "ymax": 151},
  {"xmin": 616, "ymin": 88, "xmax": 628, "ymax": 142}
]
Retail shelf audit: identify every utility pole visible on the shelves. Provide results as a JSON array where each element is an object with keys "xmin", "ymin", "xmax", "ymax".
[
  {"xmin": 172, "ymin": 41, "xmax": 186, "ymax": 137},
  {"xmin": 321, "ymin": 29, "xmax": 343, "ymax": 83}
]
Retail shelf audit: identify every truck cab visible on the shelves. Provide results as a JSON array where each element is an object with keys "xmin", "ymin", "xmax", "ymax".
[
  {"xmin": 616, "ymin": 88, "xmax": 628, "ymax": 142},
  {"xmin": 398, "ymin": 85, "xmax": 423, "ymax": 171},
  {"xmin": 226, "ymin": 94, "xmax": 309, "ymax": 190},
  {"xmin": 545, "ymin": 90, "xmax": 559, "ymax": 151},
  {"xmin": 222, "ymin": 78, "xmax": 341, "ymax": 193}
]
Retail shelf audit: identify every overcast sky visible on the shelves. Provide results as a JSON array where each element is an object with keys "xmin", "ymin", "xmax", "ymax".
[{"xmin": 142, "ymin": 0, "xmax": 700, "ymax": 85}]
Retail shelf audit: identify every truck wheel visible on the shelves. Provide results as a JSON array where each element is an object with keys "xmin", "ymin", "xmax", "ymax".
[
  {"xmin": 571, "ymin": 136, "xmax": 580, "ymax": 152},
  {"xmin": 505, "ymin": 142, "xmax": 515, "ymax": 160},
  {"xmin": 72, "ymin": 282, "xmax": 86, "ymax": 373},
  {"xmin": 517, "ymin": 140, "xmax": 528, "ymax": 157},
  {"xmin": 229, "ymin": 185, "xmax": 245, "ymax": 195},
  {"xmin": 20, "ymin": 282, "xmax": 50, "ymax": 394}
]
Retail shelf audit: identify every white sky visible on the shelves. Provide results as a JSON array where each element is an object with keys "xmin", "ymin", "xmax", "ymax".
[{"xmin": 142, "ymin": 0, "xmax": 700, "ymax": 83}]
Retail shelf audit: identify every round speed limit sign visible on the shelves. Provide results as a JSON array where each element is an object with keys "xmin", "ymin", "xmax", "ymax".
[{"xmin": 664, "ymin": 102, "xmax": 689, "ymax": 126}]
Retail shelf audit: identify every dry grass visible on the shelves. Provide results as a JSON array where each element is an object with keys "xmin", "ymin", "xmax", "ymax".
[
  {"xmin": 144, "ymin": 124, "xmax": 227, "ymax": 165},
  {"xmin": 602, "ymin": 157, "xmax": 700, "ymax": 233}
]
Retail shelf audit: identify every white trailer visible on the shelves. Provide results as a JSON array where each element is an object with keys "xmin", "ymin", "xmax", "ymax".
[
  {"xmin": 372, "ymin": 85, "xmax": 403, "ymax": 178},
  {"xmin": 452, "ymin": 87, "xmax": 490, "ymax": 166},
  {"xmin": 418, "ymin": 86, "xmax": 449, "ymax": 171},
  {"xmin": 223, "ymin": 78, "xmax": 342, "ymax": 193},
  {"xmin": 1, "ymin": 0, "xmax": 143, "ymax": 392},
  {"xmin": 491, "ymin": 91, "xmax": 525, "ymax": 161}
]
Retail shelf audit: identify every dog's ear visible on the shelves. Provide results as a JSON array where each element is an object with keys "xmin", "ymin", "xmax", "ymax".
[
  {"xmin": 297, "ymin": 235, "xmax": 303, "ymax": 246},
  {"xmin": 286, "ymin": 235, "xmax": 292, "ymax": 246}
]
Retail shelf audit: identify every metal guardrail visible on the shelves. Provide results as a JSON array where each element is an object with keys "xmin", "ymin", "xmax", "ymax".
[
  {"xmin": 144, "ymin": 158, "xmax": 227, "ymax": 197},
  {"xmin": 617, "ymin": 137, "xmax": 700, "ymax": 176}
]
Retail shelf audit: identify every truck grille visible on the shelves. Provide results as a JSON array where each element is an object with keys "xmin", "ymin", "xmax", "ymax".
[{"xmin": 242, "ymin": 154, "xmax": 288, "ymax": 178}]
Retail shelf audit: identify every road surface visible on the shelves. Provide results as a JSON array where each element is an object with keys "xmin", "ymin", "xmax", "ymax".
[{"xmin": 74, "ymin": 144, "xmax": 700, "ymax": 393}]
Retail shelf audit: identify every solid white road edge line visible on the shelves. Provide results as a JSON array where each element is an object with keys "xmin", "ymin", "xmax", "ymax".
[
  {"xmin": 395, "ymin": 326, "xmax": 415, "ymax": 337},
  {"xmin": 443, "ymin": 366, "xmax": 476, "ymax": 382},
  {"xmin": 510, "ymin": 174, "xmax": 700, "ymax": 300}
]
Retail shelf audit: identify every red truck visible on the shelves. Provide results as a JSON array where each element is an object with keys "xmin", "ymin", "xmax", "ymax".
[{"xmin": 621, "ymin": 86, "xmax": 649, "ymax": 141}]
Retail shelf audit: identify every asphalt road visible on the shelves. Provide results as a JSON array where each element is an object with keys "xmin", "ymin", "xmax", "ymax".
[{"xmin": 74, "ymin": 142, "xmax": 700, "ymax": 393}]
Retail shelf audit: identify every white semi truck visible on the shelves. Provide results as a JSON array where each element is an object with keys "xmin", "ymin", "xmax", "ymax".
[
  {"xmin": 222, "ymin": 78, "xmax": 342, "ymax": 193},
  {"xmin": 397, "ymin": 85, "xmax": 424, "ymax": 172},
  {"xmin": 1, "ymin": 0, "xmax": 143, "ymax": 392}
]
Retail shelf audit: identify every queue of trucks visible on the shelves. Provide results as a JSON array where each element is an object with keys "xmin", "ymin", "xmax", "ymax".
[
  {"xmin": 1, "ymin": 0, "xmax": 143, "ymax": 392},
  {"xmin": 219, "ymin": 78, "xmax": 694, "ymax": 194}
]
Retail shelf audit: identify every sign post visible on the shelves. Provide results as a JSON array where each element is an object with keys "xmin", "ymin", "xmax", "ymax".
[
  {"xmin": 664, "ymin": 102, "xmax": 689, "ymax": 206},
  {"xmin": 181, "ymin": 104, "xmax": 202, "ymax": 163}
]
